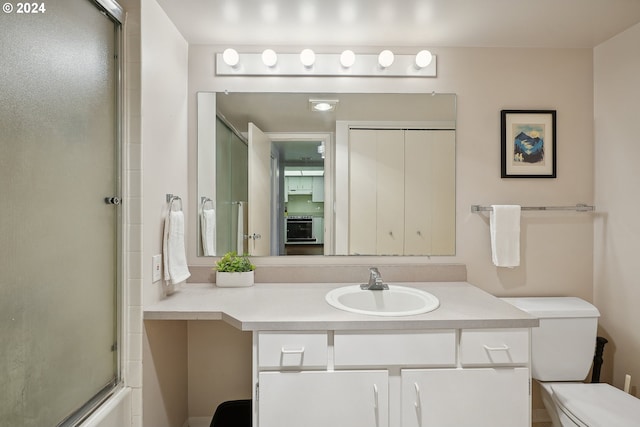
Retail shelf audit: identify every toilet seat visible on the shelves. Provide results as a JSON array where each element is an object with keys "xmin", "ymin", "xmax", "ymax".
[{"xmin": 549, "ymin": 383, "xmax": 640, "ymax": 427}]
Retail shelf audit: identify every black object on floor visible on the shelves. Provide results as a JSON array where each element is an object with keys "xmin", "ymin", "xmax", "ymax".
[{"xmin": 210, "ymin": 399, "xmax": 252, "ymax": 427}]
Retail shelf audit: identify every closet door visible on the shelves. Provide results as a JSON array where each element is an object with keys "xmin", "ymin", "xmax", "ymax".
[
  {"xmin": 404, "ymin": 131, "xmax": 434, "ymax": 255},
  {"xmin": 375, "ymin": 130, "xmax": 405, "ymax": 255},
  {"xmin": 349, "ymin": 129, "xmax": 378, "ymax": 254},
  {"xmin": 429, "ymin": 130, "xmax": 456, "ymax": 254},
  {"xmin": 404, "ymin": 130, "xmax": 455, "ymax": 255}
]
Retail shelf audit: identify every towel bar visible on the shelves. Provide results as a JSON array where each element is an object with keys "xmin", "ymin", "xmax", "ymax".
[
  {"xmin": 166, "ymin": 194, "xmax": 183, "ymax": 211},
  {"xmin": 471, "ymin": 204, "xmax": 595, "ymax": 213},
  {"xmin": 201, "ymin": 196, "xmax": 214, "ymax": 209}
]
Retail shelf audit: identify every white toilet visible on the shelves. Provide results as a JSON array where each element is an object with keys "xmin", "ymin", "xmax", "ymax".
[{"xmin": 502, "ymin": 297, "xmax": 640, "ymax": 427}]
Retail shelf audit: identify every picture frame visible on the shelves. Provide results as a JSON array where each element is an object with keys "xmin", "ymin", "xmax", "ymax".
[{"xmin": 501, "ymin": 110, "xmax": 556, "ymax": 178}]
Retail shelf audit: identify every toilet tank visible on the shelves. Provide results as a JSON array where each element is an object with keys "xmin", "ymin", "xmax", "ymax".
[{"xmin": 502, "ymin": 297, "xmax": 600, "ymax": 381}]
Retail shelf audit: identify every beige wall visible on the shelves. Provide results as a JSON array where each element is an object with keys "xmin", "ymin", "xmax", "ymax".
[
  {"xmin": 594, "ymin": 22, "xmax": 640, "ymax": 394},
  {"xmin": 140, "ymin": 0, "xmax": 189, "ymax": 426}
]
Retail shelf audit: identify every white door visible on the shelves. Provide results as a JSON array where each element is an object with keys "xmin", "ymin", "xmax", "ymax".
[
  {"xmin": 375, "ymin": 130, "xmax": 405, "ymax": 255},
  {"xmin": 349, "ymin": 129, "xmax": 378, "ymax": 254},
  {"xmin": 404, "ymin": 130, "xmax": 432, "ymax": 255},
  {"xmin": 248, "ymin": 123, "xmax": 271, "ymax": 255},
  {"xmin": 259, "ymin": 370, "xmax": 389, "ymax": 427},
  {"xmin": 401, "ymin": 368, "xmax": 530, "ymax": 427}
]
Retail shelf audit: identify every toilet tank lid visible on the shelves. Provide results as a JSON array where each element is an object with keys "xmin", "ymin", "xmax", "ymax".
[{"xmin": 501, "ymin": 297, "xmax": 600, "ymax": 318}]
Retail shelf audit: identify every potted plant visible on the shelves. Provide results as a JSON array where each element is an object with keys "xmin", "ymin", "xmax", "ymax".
[{"xmin": 214, "ymin": 251, "xmax": 256, "ymax": 287}]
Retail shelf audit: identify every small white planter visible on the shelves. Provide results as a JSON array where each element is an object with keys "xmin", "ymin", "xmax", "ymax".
[{"xmin": 215, "ymin": 270, "xmax": 255, "ymax": 287}]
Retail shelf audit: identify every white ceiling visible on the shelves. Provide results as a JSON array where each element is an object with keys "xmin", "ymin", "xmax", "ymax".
[{"xmin": 155, "ymin": 0, "xmax": 640, "ymax": 48}]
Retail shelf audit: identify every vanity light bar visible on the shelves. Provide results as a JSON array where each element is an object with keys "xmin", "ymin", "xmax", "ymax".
[{"xmin": 215, "ymin": 51, "xmax": 437, "ymax": 77}]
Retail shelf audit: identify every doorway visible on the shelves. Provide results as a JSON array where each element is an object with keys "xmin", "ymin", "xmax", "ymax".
[{"xmin": 248, "ymin": 130, "xmax": 332, "ymax": 256}]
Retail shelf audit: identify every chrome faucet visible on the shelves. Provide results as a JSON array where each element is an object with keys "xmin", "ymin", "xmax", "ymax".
[{"xmin": 361, "ymin": 267, "xmax": 389, "ymax": 290}]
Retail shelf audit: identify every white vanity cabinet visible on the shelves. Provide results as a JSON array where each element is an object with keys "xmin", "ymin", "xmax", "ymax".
[{"xmin": 255, "ymin": 328, "xmax": 530, "ymax": 427}]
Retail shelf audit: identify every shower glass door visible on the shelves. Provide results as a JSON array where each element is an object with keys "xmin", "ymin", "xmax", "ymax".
[{"xmin": 0, "ymin": 0, "xmax": 122, "ymax": 425}]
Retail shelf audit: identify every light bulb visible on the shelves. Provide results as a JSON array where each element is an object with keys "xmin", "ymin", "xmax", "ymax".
[
  {"xmin": 261, "ymin": 49, "xmax": 278, "ymax": 67},
  {"xmin": 222, "ymin": 48, "xmax": 239, "ymax": 67},
  {"xmin": 300, "ymin": 49, "xmax": 315, "ymax": 68},
  {"xmin": 415, "ymin": 50, "xmax": 433, "ymax": 69},
  {"xmin": 340, "ymin": 50, "xmax": 356, "ymax": 68},
  {"xmin": 378, "ymin": 50, "xmax": 394, "ymax": 68}
]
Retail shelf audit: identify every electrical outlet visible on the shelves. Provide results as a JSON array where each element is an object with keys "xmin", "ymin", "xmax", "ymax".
[{"xmin": 152, "ymin": 255, "xmax": 162, "ymax": 283}]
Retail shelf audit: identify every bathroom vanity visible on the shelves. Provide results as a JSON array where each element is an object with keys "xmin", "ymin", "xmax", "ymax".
[{"xmin": 145, "ymin": 281, "xmax": 538, "ymax": 427}]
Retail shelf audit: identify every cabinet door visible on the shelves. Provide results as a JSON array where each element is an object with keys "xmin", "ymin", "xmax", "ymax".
[
  {"xmin": 311, "ymin": 176, "xmax": 324, "ymax": 202},
  {"xmin": 401, "ymin": 368, "xmax": 529, "ymax": 427},
  {"xmin": 259, "ymin": 370, "xmax": 388, "ymax": 427}
]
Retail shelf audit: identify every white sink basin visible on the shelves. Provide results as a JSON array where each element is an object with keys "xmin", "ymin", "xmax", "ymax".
[{"xmin": 325, "ymin": 285, "xmax": 440, "ymax": 317}]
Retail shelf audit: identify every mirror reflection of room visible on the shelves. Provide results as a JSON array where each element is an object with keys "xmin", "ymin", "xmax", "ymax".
[
  {"xmin": 197, "ymin": 92, "xmax": 456, "ymax": 258},
  {"xmin": 278, "ymin": 141, "xmax": 325, "ymax": 256}
]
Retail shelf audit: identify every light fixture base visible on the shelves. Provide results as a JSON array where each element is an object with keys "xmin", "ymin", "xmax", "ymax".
[{"xmin": 215, "ymin": 52, "xmax": 436, "ymax": 77}]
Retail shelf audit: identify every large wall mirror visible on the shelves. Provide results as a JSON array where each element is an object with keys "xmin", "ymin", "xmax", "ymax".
[{"xmin": 197, "ymin": 91, "xmax": 456, "ymax": 258}]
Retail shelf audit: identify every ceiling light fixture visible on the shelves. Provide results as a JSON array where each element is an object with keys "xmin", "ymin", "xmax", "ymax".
[
  {"xmin": 309, "ymin": 99, "xmax": 338, "ymax": 112},
  {"xmin": 222, "ymin": 48, "xmax": 240, "ymax": 68},
  {"xmin": 300, "ymin": 49, "xmax": 316, "ymax": 68},
  {"xmin": 415, "ymin": 50, "xmax": 433, "ymax": 69},
  {"xmin": 378, "ymin": 50, "xmax": 394, "ymax": 68},
  {"xmin": 340, "ymin": 50, "xmax": 356, "ymax": 68},
  {"xmin": 261, "ymin": 49, "xmax": 278, "ymax": 67}
]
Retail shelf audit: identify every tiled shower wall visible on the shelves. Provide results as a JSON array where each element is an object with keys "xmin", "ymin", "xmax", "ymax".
[{"xmin": 122, "ymin": 1, "xmax": 143, "ymax": 426}]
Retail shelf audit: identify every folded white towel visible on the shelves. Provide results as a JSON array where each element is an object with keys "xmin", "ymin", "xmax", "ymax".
[
  {"xmin": 236, "ymin": 202, "xmax": 245, "ymax": 255},
  {"xmin": 163, "ymin": 209, "xmax": 191, "ymax": 285},
  {"xmin": 490, "ymin": 205, "xmax": 521, "ymax": 268},
  {"xmin": 201, "ymin": 207, "xmax": 216, "ymax": 256}
]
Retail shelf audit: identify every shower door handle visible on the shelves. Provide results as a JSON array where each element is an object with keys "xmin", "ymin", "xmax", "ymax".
[{"xmin": 104, "ymin": 196, "xmax": 121, "ymax": 205}]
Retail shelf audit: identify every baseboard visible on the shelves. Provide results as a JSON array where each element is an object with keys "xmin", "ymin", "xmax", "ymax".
[{"xmin": 187, "ymin": 416, "xmax": 211, "ymax": 427}]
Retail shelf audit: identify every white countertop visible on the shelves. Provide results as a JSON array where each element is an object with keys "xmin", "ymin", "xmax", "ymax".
[{"xmin": 144, "ymin": 282, "xmax": 538, "ymax": 331}]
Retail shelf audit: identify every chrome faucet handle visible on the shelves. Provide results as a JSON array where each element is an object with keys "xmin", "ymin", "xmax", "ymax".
[{"xmin": 361, "ymin": 267, "xmax": 388, "ymax": 290}]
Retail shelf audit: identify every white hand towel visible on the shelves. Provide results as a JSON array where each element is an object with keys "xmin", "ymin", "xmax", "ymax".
[
  {"xmin": 163, "ymin": 210, "xmax": 191, "ymax": 285},
  {"xmin": 236, "ymin": 202, "xmax": 245, "ymax": 255},
  {"xmin": 201, "ymin": 207, "xmax": 216, "ymax": 256},
  {"xmin": 490, "ymin": 205, "xmax": 521, "ymax": 268}
]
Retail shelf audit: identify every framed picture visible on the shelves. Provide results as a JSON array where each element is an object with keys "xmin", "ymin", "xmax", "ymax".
[{"xmin": 501, "ymin": 110, "xmax": 556, "ymax": 178}]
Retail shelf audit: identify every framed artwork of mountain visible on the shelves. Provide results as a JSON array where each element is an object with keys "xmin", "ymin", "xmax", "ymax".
[{"xmin": 501, "ymin": 110, "xmax": 556, "ymax": 178}]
